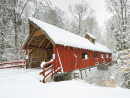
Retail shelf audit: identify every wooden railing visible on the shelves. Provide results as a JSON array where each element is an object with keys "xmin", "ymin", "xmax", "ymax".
[
  {"xmin": 0, "ymin": 61, "xmax": 26, "ymax": 69},
  {"xmin": 40, "ymin": 60, "xmax": 54, "ymax": 83}
]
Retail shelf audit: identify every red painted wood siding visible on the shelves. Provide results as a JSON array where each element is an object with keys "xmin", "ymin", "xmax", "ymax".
[{"xmin": 53, "ymin": 44, "xmax": 112, "ymax": 73}]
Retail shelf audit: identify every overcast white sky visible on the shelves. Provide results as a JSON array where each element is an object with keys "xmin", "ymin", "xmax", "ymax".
[{"xmin": 50, "ymin": 0, "xmax": 112, "ymax": 27}]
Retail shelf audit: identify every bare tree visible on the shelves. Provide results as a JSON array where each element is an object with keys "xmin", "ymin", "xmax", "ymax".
[
  {"xmin": 12, "ymin": 0, "xmax": 30, "ymax": 60},
  {"xmin": 69, "ymin": 0, "xmax": 94, "ymax": 35},
  {"xmin": 32, "ymin": 0, "xmax": 65, "ymax": 29}
]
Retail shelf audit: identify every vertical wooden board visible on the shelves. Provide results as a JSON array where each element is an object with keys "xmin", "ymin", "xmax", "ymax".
[
  {"xmin": 100, "ymin": 52, "xmax": 102, "ymax": 64},
  {"xmin": 58, "ymin": 45, "xmax": 65, "ymax": 72},
  {"xmin": 89, "ymin": 50, "xmax": 92, "ymax": 66},
  {"xmin": 73, "ymin": 48, "xmax": 76, "ymax": 70},
  {"xmin": 77, "ymin": 48, "xmax": 80, "ymax": 69},
  {"xmin": 93, "ymin": 52, "xmax": 96, "ymax": 65},
  {"xmin": 74, "ymin": 48, "xmax": 79, "ymax": 69},
  {"xmin": 92, "ymin": 51, "xmax": 94, "ymax": 65},
  {"xmin": 91, "ymin": 51, "xmax": 94, "ymax": 65},
  {"xmin": 81, "ymin": 49, "xmax": 83, "ymax": 68},
  {"xmin": 98, "ymin": 52, "xmax": 100, "ymax": 64},
  {"xmin": 81, "ymin": 49, "xmax": 85, "ymax": 68},
  {"xmin": 87, "ymin": 50, "xmax": 90, "ymax": 67},
  {"xmin": 104, "ymin": 53, "xmax": 106, "ymax": 63},
  {"xmin": 104, "ymin": 53, "xmax": 107, "ymax": 63},
  {"xmin": 71, "ymin": 47, "xmax": 75, "ymax": 70},
  {"xmin": 81, "ymin": 49, "xmax": 84, "ymax": 68},
  {"xmin": 109, "ymin": 53, "xmax": 111, "ymax": 62},
  {"xmin": 82, "ymin": 49, "xmax": 85, "ymax": 68},
  {"xmin": 53, "ymin": 45, "xmax": 58, "ymax": 71},
  {"xmin": 67, "ymin": 46, "xmax": 71, "ymax": 72},
  {"xmin": 54, "ymin": 45, "xmax": 61, "ymax": 72},
  {"xmin": 89, "ymin": 51, "xmax": 93, "ymax": 65},
  {"xmin": 97, "ymin": 52, "xmax": 100, "ymax": 64},
  {"xmin": 98, "ymin": 52, "xmax": 101, "ymax": 64},
  {"xmin": 76, "ymin": 48, "xmax": 79, "ymax": 69},
  {"xmin": 60, "ymin": 45, "xmax": 65, "ymax": 71},
  {"xmin": 63, "ymin": 46, "xmax": 67, "ymax": 72},
  {"xmin": 70, "ymin": 47, "xmax": 74, "ymax": 70},
  {"xmin": 47, "ymin": 49, "xmax": 53, "ymax": 60},
  {"xmin": 78, "ymin": 49, "xmax": 82, "ymax": 69},
  {"xmin": 45, "ymin": 49, "xmax": 47, "ymax": 59},
  {"xmin": 68, "ymin": 47, "xmax": 71, "ymax": 70},
  {"xmin": 62, "ymin": 45, "xmax": 66, "ymax": 72},
  {"xmin": 64, "ymin": 46, "xmax": 72, "ymax": 72},
  {"xmin": 69, "ymin": 47, "xmax": 72, "ymax": 70},
  {"xmin": 90, "ymin": 51, "xmax": 93, "ymax": 66}
]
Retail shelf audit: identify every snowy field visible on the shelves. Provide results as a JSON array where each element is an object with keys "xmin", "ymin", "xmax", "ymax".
[{"xmin": 0, "ymin": 68, "xmax": 130, "ymax": 98}]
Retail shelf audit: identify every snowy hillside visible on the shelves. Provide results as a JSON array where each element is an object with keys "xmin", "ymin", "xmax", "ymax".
[{"xmin": 0, "ymin": 69, "xmax": 130, "ymax": 98}]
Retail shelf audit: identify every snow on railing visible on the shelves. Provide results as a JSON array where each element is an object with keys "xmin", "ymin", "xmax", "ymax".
[
  {"xmin": 0, "ymin": 60, "xmax": 26, "ymax": 69},
  {"xmin": 39, "ymin": 60, "xmax": 54, "ymax": 83}
]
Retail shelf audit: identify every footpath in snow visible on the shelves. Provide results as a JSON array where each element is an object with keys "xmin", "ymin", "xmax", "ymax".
[{"xmin": 0, "ymin": 69, "xmax": 130, "ymax": 98}]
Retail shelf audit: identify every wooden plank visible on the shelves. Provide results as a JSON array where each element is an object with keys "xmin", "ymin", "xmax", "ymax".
[
  {"xmin": 31, "ymin": 35, "xmax": 45, "ymax": 41},
  {"xmin": 30, "ymin": 42, "xmax": 42, "ymax": 46},
  {"xmin": 0, "ymin": 61, "xmax": 26, "ymax": 65},
  {"xmin": 31, "ymin": 38, "xmax": 44, "ymax": 43},
  {"xmin": 29, "ymin": 49, "xmax": 34, "ymax": 54},
  {"xmin": 29, "ymin": 46, "xmax": 46, "ymax": 50},
  {"xmin": 0, "ymin": 65, "xmax": 26, "ymax": 69},
  {"xmin": 39, "ymin": 37, "xmax": 46, "ymax": 47},
  {"xmin": 46, "ymin": 42, "xmax": 51, "ymax": 48}
]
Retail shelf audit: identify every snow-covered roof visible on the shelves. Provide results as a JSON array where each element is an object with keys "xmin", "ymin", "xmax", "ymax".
[
  {"xmin": 85, "ymin": 33, "xmax": 96, "ymax": 39},
  {"xmin": 28, "ymin": 17, "xmax": 111, "ymax": 53}
]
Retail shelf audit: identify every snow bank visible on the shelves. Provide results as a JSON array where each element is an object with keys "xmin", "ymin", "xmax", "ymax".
[
  {"xmin": 0, "ymin": 69, "xmax": 130, "ymax": 98},
  {"xmin": 28, "ymin": 17, "xmax": 111, "ymax": 53}
]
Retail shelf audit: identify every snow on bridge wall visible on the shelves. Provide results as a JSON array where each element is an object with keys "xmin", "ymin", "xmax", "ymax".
[{"xmin": 53, "ymin": 44, "xmax": 112, "ymax": 73}]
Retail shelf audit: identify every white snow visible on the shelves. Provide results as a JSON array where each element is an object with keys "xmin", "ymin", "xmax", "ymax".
[
  {"xmin": 40, "ymin": 59, "xmax": 53, "ymax": 68},
  {"xmin": 28, "ymin": 17, "xmax": 111, "ymax": 53},
  {"xmin": 0, "ymin": 69, "xmax": 130, "ymax": 98}
]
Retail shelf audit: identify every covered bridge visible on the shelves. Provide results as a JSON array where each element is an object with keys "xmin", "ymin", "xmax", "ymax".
[{"xmin": 23, "ymin": 17, "xmax": 112, "ymax": 74}]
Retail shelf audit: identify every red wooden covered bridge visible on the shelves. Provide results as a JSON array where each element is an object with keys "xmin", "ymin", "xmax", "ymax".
[{"xmin": 23, "ymin": 17, "xmax": 112, "ymax": 82}]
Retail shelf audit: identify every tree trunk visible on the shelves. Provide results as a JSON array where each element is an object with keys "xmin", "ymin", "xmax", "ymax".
[{"xmin": 14, "ymin": 5, "xmax": 18, "ymax": 60}]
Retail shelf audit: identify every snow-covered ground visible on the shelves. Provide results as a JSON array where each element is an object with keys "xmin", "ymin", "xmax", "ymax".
[{"xmin": 0, "ymin": 68, "xmax": 130, "ymax": 98}]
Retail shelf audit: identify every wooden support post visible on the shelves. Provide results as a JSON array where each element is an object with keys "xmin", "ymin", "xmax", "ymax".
[
  {"xmin": 80, "ymin": 70, "xmax": 83, "ymax": 79},
  {"xmin": 85, "ymin": 69, "xmax": 87, "ymax": 76},
  {"xmin": 43, "ymin": 70, "xmax": 45, "ymax": 83},
  {"xmin": 25, "ymin": 46, "xmax": 28, "ymax": 69}
]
